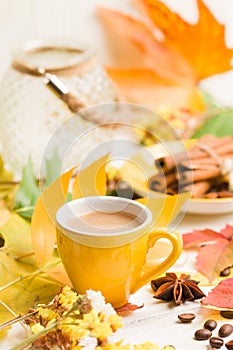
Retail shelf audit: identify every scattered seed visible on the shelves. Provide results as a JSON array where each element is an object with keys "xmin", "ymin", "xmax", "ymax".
[
  {"xmin": 194, "ymin": 328, "xmax": 212, "ymax": 340},
  {"xmin": 218, "ymin": 323, "xmax": 233, "ymax": 337},
  {"xmin": 220, "ymin": 310, "xmax": 233, "ymax": 319},
  {"xmin": 209, "ymin": 336, "xmax": 224, "ymax": 348},
  {"xmin": 178, "ymin": 313, "xmax": 196, "ymax": 323},
  {"xmin": 220, "ymin": 267, "xmax": 231, "ymax": 277},
  {"xmin": 225, "ymin": 340, "xmax": 233, "ymax": 350},
  {"xmin": 204, "ymin": 319, "xmax": 217, "ymax": 331}
]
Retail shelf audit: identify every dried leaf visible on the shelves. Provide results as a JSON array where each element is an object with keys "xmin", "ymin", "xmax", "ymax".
[
  {"xmin": 182, "ymin": 225, "xmax": 233, "ymax": 282},
  {"xmin": 115, "ymin": 302, "xmax": 144, "ymax": 314},
  {"xmin": 201, "ymin": 278, "xmax": 233, "ymax": 309},
  {"xmin": 98, "ymin": 1, "xmax": 233, "ymax": 110}
]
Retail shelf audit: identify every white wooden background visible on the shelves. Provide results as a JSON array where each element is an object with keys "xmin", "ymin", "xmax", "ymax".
[{"xmin": 1, "ymin": 0, "xmax": 233, "ymax": 105}]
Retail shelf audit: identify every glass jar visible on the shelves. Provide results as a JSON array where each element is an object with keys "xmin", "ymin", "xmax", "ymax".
[{"xmin": 0, "ymin": 40, "xmax": 118, "ymax": 178}]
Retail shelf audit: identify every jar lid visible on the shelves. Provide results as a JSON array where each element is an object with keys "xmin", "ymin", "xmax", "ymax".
[{"xmin": 12, "ymin": 39, "xmax": 96, "ymax": 76}]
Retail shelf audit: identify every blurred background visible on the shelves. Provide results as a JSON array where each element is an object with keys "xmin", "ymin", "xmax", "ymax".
[
  {"xmin": 1, "ymin": 0, "xmax": 233, "ymax": 106},
  {"xmin": 1, "ymin": 0, "xmax": 233, "ymax": 180}
]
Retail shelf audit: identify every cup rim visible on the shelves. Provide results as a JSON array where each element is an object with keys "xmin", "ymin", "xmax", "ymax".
[
  {"xmin": 56, "ymin": 196, "xmax": 152, "ymax": 247},
  {"xmin": 56, "ymin": 196, "xmax": 152, "ymax": 236}
]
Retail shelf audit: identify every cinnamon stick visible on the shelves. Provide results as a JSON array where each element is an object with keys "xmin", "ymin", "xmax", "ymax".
[
  {"xmin": 151, "ymin": 135, "xmax": 233, "ymax": 198},
  {"xmin": 156, "ymin": 135, "xmax": 233, "ymax": 172},
  {"xmin": 148, "ymin": 171, "xmax": 176, "ymax": 192},
  {"xmin": 181, "ymin": 181, "xmax": 212, "ymax": 198},
  {"xmin": 181, "ymin": 157, "xmax": 221, "ymax": 169},
  {"xmin": 179, "ymin": 167, "xmax": 221, "ymax": 184}
]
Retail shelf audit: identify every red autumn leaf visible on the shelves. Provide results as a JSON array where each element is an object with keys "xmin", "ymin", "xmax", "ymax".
[
  {"xmin": 182, "ymin": 225, "xmax": 233, "ymax": 282},
  {"xmin": 197, "ymin": 241, "xmax": 233, "ymax": 283},
  {"xmin": 182, "ymin": 228, "xmax": 226, "ymax": 248},
  {"xmin": 220, "ymin": 225, "xmax": 233, "ymax": 240},
  {"xmin": 115, "ymin": 302, "xmax": 144, "ymax": 315},
  {"xmin": 201, "ymin": 278, "xmax": 233, "ymax": 309}
]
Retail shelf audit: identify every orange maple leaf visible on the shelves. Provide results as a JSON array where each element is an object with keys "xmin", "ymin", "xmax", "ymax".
[{"xmin": 98, "ymin": 0, "xmax": 233, "ymax": 111}]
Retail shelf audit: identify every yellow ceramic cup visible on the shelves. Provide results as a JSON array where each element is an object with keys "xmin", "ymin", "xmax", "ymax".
[{"xmin": 56, "ymin": 196, "xmax": 182, "ymax": 308}]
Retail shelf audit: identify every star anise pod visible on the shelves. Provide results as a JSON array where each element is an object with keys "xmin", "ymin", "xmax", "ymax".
[{"xmin": 151, "ymin": 272, "xmax": 205, "ymax": 305}]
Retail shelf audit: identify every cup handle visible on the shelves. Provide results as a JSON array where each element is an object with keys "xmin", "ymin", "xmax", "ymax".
[{"xmin": 132, "ymin": 228, "xmax": 183, "ymax": 293}]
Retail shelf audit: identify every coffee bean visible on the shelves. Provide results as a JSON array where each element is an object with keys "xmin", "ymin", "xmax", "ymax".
[
  {"xmin": 218, "ymin": 323, "xmax": 233, "ymax": 337},
  {"xmin": 225, "ymin": 340, "xmax": 233, "ymax": 350},
  {"xmin": 220, "ymin": 267, "xmax": 231, "ymax": 277},
  {"xmin": 194, "ymin": 328, "xmax": 212, "ymax": 340},
  {"xmin": 209, "ymin": 336, "xmax": 224, "ymax": 348},
  {"xmin": 178, "ymin": 313, "xmax": 196, "ymax": 323},
  {"xmin": 204, "ymin": 319, "xmax": 217, "ymax": 331},
  {"xmin": 220, "ymin": 310, "xmax": 233, "ymax": 319}
]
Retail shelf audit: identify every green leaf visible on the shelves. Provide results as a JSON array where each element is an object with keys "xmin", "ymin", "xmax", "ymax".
[
  {"xmin": 14, "ymin": 151, "xmax": 62, "ymax": 220},
  {"xmin": 200, "ymin": 91, "xmax": 220, "ymax": 110},
  {"xmin": 14, "ymin": 158, "xmax": 40, "ymax": 219},
  {"xmin": 192, "ymin": 108, "xmax": 233, "ymax": 138},
  {"xmin": 44, "ymin": 149, "xmax": 62, "ymax": 188}
]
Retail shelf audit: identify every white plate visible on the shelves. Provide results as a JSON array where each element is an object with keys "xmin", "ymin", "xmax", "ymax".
[{"xmin": 119, "ymin": 141, "xmax": 233, "ymax": 215}]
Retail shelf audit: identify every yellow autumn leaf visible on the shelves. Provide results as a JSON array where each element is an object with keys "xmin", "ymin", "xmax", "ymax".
[
  {"xmin": 0, "ymin": 201, "xmax": 10, "ymax": 229},
  {"xmin": 72, "ymin": 153, "xmax": 109, "ymax": 199},
  {"xmin": 31, "ymin": 154, "xmax": 110, "ymax": 285},
  {"xmin": 0, "ymin": 211, "xmax": 62, "ymax": 328},
  {"xmin": 137, "ymin": 192, "xmax": 191, "ymax": 228},
  {"xmin": 31, "ymin": 167, "xmax": 74, "ymax": 267},
  {"xmin": 0, "ymin": 156, "xmax": 16, "ymax": 210},
  {"xmin": 30, "ymin": 166, "xmax": 75, "ymax": 285}
]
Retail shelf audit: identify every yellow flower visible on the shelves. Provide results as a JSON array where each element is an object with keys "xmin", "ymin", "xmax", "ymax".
[
  {"xmin": 162, "ymin": 347, "xmax": 176, "ymax": 350},
  {"xmin": 58, "ymin": 286, "xmax": 79, "ymax": 309},
  {"xmin": 31, "ymin": 323, "xmax": 45, "ymax": 334},
  {"xmin": 82, "ymin": 309, "xmax": 100, "ymax": 329},
  {"xmin": 60, "ymin": 317, "xmax": 88, "ymax": 342},
  {"xmin": 72, "ymin": 346, "xmax": 82, "ymax": 350},
  {"xmin": 37, "ymin": 307, "xmax": 58, "ymax": 323},
  {"xmin": 134, "ymin": 342, "xmax": 161, "ymax": 350},
  {"xmin": 90, "ymin": 322, "xmax": 113, "ymax": 341},
  {"xmin": 107, "ymin": 314, "xmax": 123, "ymax": 332},
  {"xmin": 98, "ymin": 340, "xmax": 131, "ymax": 350}
]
